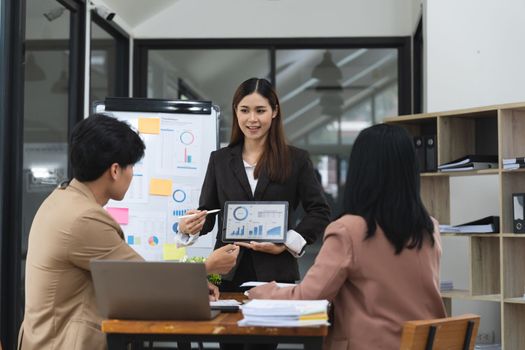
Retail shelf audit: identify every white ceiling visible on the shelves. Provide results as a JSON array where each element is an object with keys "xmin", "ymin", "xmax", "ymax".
[{"xmin": 95, "ymin": 0, "xmax": 178, "ymax": 28}]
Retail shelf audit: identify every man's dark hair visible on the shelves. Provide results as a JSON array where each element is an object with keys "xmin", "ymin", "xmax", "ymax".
[
  {"xmin": 342, "ymin": 123, "xmax": 434, "ymax": 254},
  {"xmin": 70, "ymin": 114, "xmax": 145, "ymax": 181}
]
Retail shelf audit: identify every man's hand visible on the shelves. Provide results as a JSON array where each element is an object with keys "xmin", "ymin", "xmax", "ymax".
[
  {"xmin": 208, "ymin": 281, "xmax": 219, "ymax": 301},
  {"xmin": 205, "ymin": 244, "xmax": 239, "ymax": 274},
  {"xmin": 235, "ymin": 241, "xmax": 286, "ymax": 255},
  {"xmin": 178, "ymin": 209, "xmax": 207, "ymax": 235}
]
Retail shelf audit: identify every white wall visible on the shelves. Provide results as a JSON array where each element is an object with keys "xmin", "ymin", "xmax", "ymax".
[
  {"xmin": 423, "ymin": 0, "xmax": 525, "ymax": 343},
  {"xmin": 411, "ymin": 0, "xmax": 422, "ymax": 32},
  {"xmin": 133, "ymin": 0, "xmax": 415, "ymax": 38},
  {"xmin": 425, "ymin": 0, "xmax": 525, "ymax": 112}
]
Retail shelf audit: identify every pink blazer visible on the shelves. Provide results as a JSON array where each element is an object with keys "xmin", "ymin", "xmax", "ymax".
[{"xmin": 249, "ymin": 215, "xmax": 446, "ymax": 350}]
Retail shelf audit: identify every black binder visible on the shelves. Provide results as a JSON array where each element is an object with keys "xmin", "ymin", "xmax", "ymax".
[
  {"xmin": 414, "ymin": 136, "xmax": 426, "ymax": 172},
  {"xmin": 424, "ymin": 135, "xmax": 437, "ymax": 172}
]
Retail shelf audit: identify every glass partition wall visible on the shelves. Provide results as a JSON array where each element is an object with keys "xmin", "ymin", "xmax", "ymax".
[
  {"xmin": 137, "ymin": 39, "xmax": 409, "ymax": 276},
  {"xmin": 143, "ymin": 45, "xmax": 401, "ymax": 210}
]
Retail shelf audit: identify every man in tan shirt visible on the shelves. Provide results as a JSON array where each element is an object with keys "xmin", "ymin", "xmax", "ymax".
[{"xmin": 18, "ymin": 114, "xmax": 239, "ymax": 350}]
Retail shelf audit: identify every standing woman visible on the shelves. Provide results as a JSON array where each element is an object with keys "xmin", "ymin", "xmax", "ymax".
[{"xmin": 180, "ymin": 77, "xmax": 331, "ymax": 292}]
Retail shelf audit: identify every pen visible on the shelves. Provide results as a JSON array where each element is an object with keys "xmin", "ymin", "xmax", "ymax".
[{"xmin": 177, "ymin": 209, "xmax": 221, "ymax": 219}]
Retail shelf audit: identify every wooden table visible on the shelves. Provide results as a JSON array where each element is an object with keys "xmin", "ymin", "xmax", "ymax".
[{"xmin": 102, "ymin": 294, "xmax": 328, "ymax": 350}]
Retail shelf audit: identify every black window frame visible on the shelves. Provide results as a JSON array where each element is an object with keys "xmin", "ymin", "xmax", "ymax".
[
  {"xmin": 90, "ymin": 10, "xmax": 130, "ymax": 108},
  {"xmin": 133, "ymin": 37, "xmax": 413, "ymax": 116},
  {"xmin": 413, "ymin": 17, "xmax": 423, "ymax": 114},
  {"xmin": 0, "ymin": 0, "xmax": 85, "ymax": 348}
]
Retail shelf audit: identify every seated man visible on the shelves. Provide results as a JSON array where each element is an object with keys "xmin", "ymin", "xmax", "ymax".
[{"xmin": 18, "ymin": 114, "xmax": 239, "ymax": 350}]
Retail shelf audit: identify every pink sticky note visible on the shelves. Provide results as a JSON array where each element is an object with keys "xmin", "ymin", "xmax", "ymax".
[{"xmin": 106, "ymin": 207, "xmax": 129, "ymax": 225}]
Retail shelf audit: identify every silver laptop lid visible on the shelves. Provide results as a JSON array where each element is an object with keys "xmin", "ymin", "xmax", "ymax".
[{"xmin": 91, "ymin": 260, "xmax": 216, "ymax": 320}]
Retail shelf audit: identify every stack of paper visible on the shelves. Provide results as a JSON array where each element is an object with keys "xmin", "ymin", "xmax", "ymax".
[
  {"xmin": 503, "ymin": 157, "xmax": 525, "ymax": 170},
  {"xmin": 238, "ymin": 299, "xmax": 329, "ymax": 327},
  {"xmin": 439, "ymin": 216, "xmax": 499, "ymax": 234},
  {"xmin": 474, "ymin": 344, "xmax": 501, "ymax": 350},
  {"xmin": 440, "ymin": 280, "xmax": 454, "ymax": 291},
  {"xmin": 438, "ymin": 155, "xmax": 498, "ymax": 172}
]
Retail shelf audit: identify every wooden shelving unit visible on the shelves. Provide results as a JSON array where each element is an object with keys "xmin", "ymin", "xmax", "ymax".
[{"xmin": 385, "ymin": 102, "xmax": 525, "ymax": 350}]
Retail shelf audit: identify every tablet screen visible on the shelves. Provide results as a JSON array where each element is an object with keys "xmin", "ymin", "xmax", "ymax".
[{"xmin": 222, "ymin": 201, "xmax": 288, "ymax": 243}]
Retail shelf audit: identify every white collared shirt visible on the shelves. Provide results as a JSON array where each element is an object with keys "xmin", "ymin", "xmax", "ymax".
[{"xmin": 242, "ymin": 160, "xmax": 306, "ymax": 258}]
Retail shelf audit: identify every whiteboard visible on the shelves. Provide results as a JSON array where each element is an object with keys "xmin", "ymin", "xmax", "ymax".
[{"xmin": 95, "ymin": 98, "xmax": 219, "ymax": 261}]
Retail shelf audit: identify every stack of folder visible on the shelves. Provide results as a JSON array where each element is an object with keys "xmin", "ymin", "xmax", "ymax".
[
  {"xmin": 502, "ymin": 157, "xmax": 525, "ymax": 170},
  {"xmin": 440, "ymin": 280, "xmax": 454, "ymax": 291},
  {"xmin": 439, "ymin": 216, "xmax": 499, "ymax": 234},
  {"xmin": 238, "ymin": 299, "xmax": 329, "ymax": 327},
  {"xmin": 438, "ymin": 155, "xmax": 498, "ymax": 172}
]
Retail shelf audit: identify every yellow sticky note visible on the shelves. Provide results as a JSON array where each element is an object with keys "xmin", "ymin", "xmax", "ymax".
[
  {"xmin": 149, "ymin": 178, "xmax": 172, "ymax": 196},
  {"xmin": 163, "ymin": 244, "xmax": 186, "ymax": 261},
  {"xmin": 138, "ymin": 117, "xmax": 160, "ymax": 134}
]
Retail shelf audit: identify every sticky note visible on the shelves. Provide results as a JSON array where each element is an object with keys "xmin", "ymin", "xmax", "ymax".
[
  {"xmin": 106, "ymin": 207, "xmax": 129, "ymax": 225},
  {"xmin": 149, "ymin": 178, "xmax": 172, "ymax": 196},
  {"xmin": 163, "ymin": 244, "xmax": 186, "ymax": 261},
  {"xmin": 138, "ymin": 118, "xmax": 160, "ymax": 134}
]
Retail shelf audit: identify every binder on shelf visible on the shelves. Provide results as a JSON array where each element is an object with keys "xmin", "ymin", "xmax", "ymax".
[
  {"xmin": 438, "ymin": 155, "xmax": 498, "ymax": 170},
  {"xmin": 439, "ymin": 216, "xmax": 500, "ymax": 234},
  {"xmin": 424, "ymin": 135, "xmax": 437, "ymax": 172},
  {"xmin": 414, "ymin": 136, "xmax": 426, "ymax": 172}
]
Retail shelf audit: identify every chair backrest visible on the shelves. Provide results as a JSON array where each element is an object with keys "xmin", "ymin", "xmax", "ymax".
[{"xmin": 400, "ymin": 313, "xmax": 480, "ymax": 350}]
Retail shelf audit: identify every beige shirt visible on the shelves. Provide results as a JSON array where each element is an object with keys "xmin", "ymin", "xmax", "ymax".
[
  {"xmin": 19, "ymin": 179, "xmax": 143, "ymax": 350},
  {"xmin": 249, "ymin": 215, "xmax": 446, "ymax": 350}
]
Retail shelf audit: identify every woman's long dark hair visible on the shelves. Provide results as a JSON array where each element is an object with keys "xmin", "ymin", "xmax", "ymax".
[
  {"xmin": 229, "ymin": 78, "xmax": 291, "ymax": 183},
  {"xmin": 343, "ymin": 124, "xmax": 434, "ymax": 254}
]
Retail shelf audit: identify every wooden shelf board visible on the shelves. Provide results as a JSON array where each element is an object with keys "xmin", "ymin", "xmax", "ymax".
[
  {"xmin": 502, "ymin": 168, "xmax": 525, "ymax": 174},
  {"xmin": 471, "ymin": 294, "xmax": 502, "ymax": 302},
  {"xmin": 384, "ymin": 113, "xmax": 436, "ymax": 123},
  {"xmin": 502, "ymin": 233, "xmax": 525, "ymax": 237},
  {"xmin": 504, "ymin": 298, "xmax": 525, "ymax": 304},
  {"xmin": 386, "ymin": 102, "xmax": 525, "ymax": 124},
  {"xmin": 441, "ymin": 289, "xmax": 470, "ymax": 298},
  {"xmin": 421, "ymin": 169, "xmax": 499, "ymax": 177},
  {"xmin": 440, "ymin": 233, "xmax": 500, "ymax": 237},
  {"xmin": 441, "ymin": 290, "xmax": 501, "ymax": 302},
  {"xmin": 437, "ymin": 101, "xmax": 525, "ymax": 117}
]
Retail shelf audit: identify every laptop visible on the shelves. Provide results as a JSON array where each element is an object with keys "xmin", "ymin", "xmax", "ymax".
[{"xmin": 90, "ymin": 260, "xmax": 220, "ymax": 320}]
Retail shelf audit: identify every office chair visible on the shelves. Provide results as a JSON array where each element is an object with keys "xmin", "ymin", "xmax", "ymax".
[{"xmin": 399, "ymin": 313, "xmax": 480, "ymax": 350}]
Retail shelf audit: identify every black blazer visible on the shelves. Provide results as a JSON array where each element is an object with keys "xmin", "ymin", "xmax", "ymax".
[{"xmin": 198, "ymin": 143, "xmax": 331, "ymax": 282}]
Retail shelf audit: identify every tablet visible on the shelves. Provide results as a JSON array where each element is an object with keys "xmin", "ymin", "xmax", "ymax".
[{"xmin": 222, "ymin": 201, "xmax": 288, "ymax": 243}]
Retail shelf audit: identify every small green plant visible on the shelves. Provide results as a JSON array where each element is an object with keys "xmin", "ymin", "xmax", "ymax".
[{"xmin": 181, "ymin": 256, "xmax": 222, "ymax": 286}]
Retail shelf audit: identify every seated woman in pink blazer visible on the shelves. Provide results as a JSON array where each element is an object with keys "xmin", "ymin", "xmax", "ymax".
[{"xmin": 248, "ymin": 124, "xmax": 446, "ymax": 350}]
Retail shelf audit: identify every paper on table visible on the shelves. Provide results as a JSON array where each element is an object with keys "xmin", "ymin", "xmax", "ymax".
[
  {"xmin": 238, "ymin": 318, "xmax": 329, "ymax": 327},
  {"xmin": 241, "ymin": 299, "xmax": 329, "ymax": 316},
  {"xmin": 240, "ymin": 281, "xmax": 296, "ymax": 288},
  {"xmin": 138, "ymin": 117, "xmax": 160, "ymax": 134},
  {"xmin": 210, "ymin": 299, "xmax": 241, "ymax": 307}
]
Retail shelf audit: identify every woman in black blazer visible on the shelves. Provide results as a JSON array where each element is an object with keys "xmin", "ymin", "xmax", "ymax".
[{"xmin": 180, "ymin": 78, "xmax": 330, "ymax": 292}]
